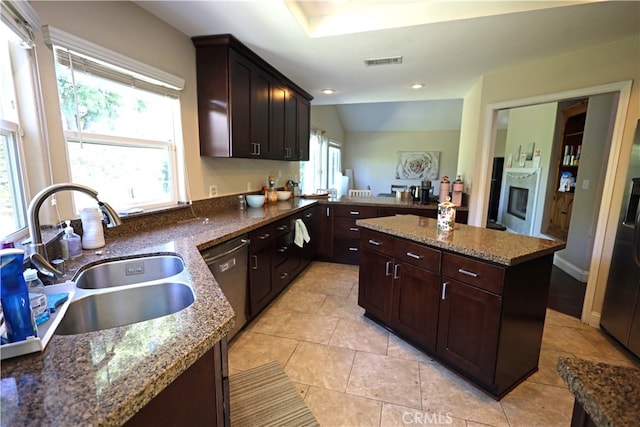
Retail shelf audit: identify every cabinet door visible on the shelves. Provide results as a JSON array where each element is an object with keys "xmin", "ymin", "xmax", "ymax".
[
  {"xmin": 248, "ymin": 244, "xmax": 273, "ymax": 317},
  {"xmin": 391, "ymin": 262, "xmax": 440, "ymax": 351},
  {"xmin": 297, "ymin": 97, "xmax": 310, "ymax": 161},
  {"xmin": 270, "ymin": 81, "xmax": 287, "ymax": 159},
  {"xmin": 301, "ymin": 208, "xmax": 315, "ymax": 268},
  {"xmin": 437, "ymin": 278, "xmax": 501, "ymax": 385},
  {"xmin": 251, "ymin": 66, "xmax": 271, "ymax": 158},
  {"xmin": 358, "ymin": 248, "xmax": 393, "ymax": 321},
  {"xmin": 228, "ymin": 50, "xmax": 253, "ymax": 158},
  {"xmin": 284, "ymin": 90, "xmax": 299, "ymax": 160},
  {"xmin": 315, "ymin": 205, "xmax": 333, "ymax": 259}
]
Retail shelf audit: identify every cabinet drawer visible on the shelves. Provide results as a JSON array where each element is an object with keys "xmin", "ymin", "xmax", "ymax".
[
  {"xmin": 334, "ymin": 205, "xmax": 377, "ymax": 219},
  {"xmin": 273, "ymin": 218, "xmax": 292, "ymax": 237},
  {"xmin": 442, "ymin": 253, "xmax": 504, "ymax": 294},
  {"xmin": 395, "ymin": 238, "xmax": 441, "ymax": 273},
  {"xmin": 249, "ymin": 224, "xmax": 275, "ymax": 251},
  {"xmin": 360, "ymin": 228, "xmax": 395, "ymax": 257},
  {"xmin": 273, "ymin": 234, "xmax": 291, "ymax": 266},
  {"xmin": 334, "ymin": 217, "xmax": 361, "ymax": 239},
  {"xmin": 333, "ymin": 239, "xmax": 361, "ymax": 264}
]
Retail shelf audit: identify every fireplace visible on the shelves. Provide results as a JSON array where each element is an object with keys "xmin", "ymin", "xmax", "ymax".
[
  {"xmin": 498, "ymin": 168, "xmax": 541, "ymax": 236},
  {"xmin": 507, "ymin": 186, "xmax": 528, "ymax": 220}
]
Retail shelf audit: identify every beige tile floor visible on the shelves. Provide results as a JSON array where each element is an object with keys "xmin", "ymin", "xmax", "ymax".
[{"xmin": 228, "ymin": 261, "xmax": 639, "ymax": 427}]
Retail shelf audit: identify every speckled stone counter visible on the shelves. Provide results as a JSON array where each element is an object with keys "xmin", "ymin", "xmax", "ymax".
[
  {"xmin": 320, "ymin": 195, "xmax": 469, "ymax": 213},
  {"xmin": 356, "ymin": 214, "xmax": 564, "ymax": 265},
  {"xmin": 0, "ymin": 198, "xmax": 316, "ymax": 426},
  {"xmin": 557, "ymin": 357, "xmax": 640, "ymax": 427}
]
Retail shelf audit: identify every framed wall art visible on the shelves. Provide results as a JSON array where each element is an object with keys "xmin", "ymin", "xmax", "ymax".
[{"xmin": 395, "ymin": 151, "xmax": 440, "ymax": 180}]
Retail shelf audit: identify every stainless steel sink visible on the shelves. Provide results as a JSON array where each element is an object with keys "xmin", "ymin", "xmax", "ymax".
[
  {"xmin": 74, "ymin": 254, "xmax": 186, "ymax": 289},
  {"xmin": 54, "ymin": 253, "xmax": 195, "ymax": 335},
  {"xmin": 55, "ymin": 281, "xmax": 195, "ymax": 335}
]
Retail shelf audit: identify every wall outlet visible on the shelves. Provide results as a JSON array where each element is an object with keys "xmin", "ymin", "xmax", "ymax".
[{"xmin": 209, "ymin": 185, "xmax": 218, "ymax": 197}]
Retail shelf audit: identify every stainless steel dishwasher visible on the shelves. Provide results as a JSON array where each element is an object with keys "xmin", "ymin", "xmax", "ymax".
[{"xmin": 201, "ymin": 235, "xmax": 249, "ymax": 340}]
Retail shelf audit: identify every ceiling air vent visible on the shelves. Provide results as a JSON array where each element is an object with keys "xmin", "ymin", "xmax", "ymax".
[{"xmin": 364, "ymin": 56, "xmax": 403, "ymax": 67}]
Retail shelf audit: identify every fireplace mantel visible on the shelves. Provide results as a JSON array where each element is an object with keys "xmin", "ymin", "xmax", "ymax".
[{"xmin": 498, "ymin": 167, "xmax": 542, "ymax": 235}]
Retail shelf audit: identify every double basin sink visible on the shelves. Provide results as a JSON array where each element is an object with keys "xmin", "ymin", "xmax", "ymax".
[{"xmin": 55, "ymin": 254, "xmax": 195, "ymax": 335}]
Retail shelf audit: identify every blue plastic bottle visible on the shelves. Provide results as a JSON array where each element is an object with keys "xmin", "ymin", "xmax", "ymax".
[{"xmin": 1, "ymin": 249, "xmax": 37, "ymax": 342}]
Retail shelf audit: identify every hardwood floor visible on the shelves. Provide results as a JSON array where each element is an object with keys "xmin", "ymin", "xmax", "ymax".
[{"xmin": 547, "ymin": 266, "xmax": 586, "ymax": 319}]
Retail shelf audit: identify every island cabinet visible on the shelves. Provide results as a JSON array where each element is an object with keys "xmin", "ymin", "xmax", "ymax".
[
  {"xmin": 359, "ymin": 229, "xmax": 441, "ymax": 351},
  {"xmin": 358, "ymin": 228, "xmax": 554, "ymax": 398},
  {"xmin": 192, "ymin": 34, "xmax": 312, "ymax": 160},
  {"xmin": 126, "ymin": 338, "xmax": 229, "ymax": 426}
]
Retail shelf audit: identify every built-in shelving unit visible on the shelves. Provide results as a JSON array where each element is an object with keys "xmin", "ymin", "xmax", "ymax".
[{"xmin": 547, "ymin": 101, "xmax": 588, "ymax": 240}]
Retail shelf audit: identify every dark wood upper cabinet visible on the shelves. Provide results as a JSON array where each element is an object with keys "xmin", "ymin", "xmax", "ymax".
[{"xmin": 192, "ymin": 34, "xmax": 312, "ymax": 160}]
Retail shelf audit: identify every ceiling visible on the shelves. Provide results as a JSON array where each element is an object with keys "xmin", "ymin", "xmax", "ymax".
[{"xmin": 135, "ymin": 1, "xmax": 639, "ymax": 132}]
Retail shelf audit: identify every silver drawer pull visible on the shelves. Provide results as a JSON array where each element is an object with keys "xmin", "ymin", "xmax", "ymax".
[
  {"xmin": 348, "ymin": 247, "xmax": 359, "ymax": 252},
  {"xmin": 458, "ymin": 268, "xmax": 479, "ymax": 278},
  {"xmin": 349, "ymin": 227, "xmax": 359, "ymax": 231},
  {"xmin": 304, "ymin": 213, "xmax": 312, "ymax": 218},
  {"xmin": 276, "ymin": 225, "xmax": 288, "ymax": 231},
  {"xmin": 252, "ymin": 255, "xmax": 258, "ymax": 270},
  {"xmin": 280, "ymin": 272, "xmax": 288, "ymax": 279},
  {"xmin": 350, "ymin": 211, "xmax": 360, "ymax": 215},
  {"xmin": 259, "ymin": 233, "xmax": 270, "ymax": 240},
  {"xmin": 385, "ymin": 261, "xmax": 392, "ymax": 276},
  {"xmin": 277, "ymin": 247, "xmax": 288, "ymax": 253},
  {"xmin": 442, "ymin": 282, "xmax": 448, "ymax": 300},
  {"xmin": 368, "ymin": 239, "xmax": 382, "ymax": 246},
  {"xmin": 393, "ymin": 264, "xmax": 400, "ymax": 279},
  {"xmin": 406, "ymin": 252, "xmax": 424, "ymax": 260}
]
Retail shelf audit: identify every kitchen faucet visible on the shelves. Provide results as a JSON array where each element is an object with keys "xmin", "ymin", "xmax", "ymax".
[{"xmin": 27, "ymin": 183, "xmax": 122, "ymax": 276}]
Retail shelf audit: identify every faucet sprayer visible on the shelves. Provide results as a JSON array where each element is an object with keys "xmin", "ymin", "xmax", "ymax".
[{"xmin": 27, "ymin": 183, "xmax": 122, "ymax": 275}]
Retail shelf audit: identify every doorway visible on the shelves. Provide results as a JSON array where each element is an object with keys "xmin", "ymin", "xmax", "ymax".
[{"xmin": 479, "ymin": 80, "xmax": 633, "ymax": 325}]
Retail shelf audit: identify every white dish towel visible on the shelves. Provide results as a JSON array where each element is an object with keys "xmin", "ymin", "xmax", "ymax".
[{"xmin": 294, "ymin": 219, "xmax": 311, "ymax": 248}]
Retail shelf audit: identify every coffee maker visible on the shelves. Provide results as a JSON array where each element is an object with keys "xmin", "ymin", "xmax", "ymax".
[{"xmin": 420, "ymin": 180, "xmax": 432, "ymax": 204}]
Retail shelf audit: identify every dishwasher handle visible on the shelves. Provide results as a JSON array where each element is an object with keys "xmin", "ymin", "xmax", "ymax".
[{"xmin": 202, "ymin": 239, "xmax": 250, "ymax": 264}]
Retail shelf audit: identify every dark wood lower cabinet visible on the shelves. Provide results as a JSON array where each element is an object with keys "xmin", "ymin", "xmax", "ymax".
[
  {"xmin": 125, "ymin": 338, "xmax": 229, "ymax": 426},
  {"xmin": 391, "ymin": 262, "xmax": 440, "ymax": 352},
  {"xmin": 436, "ymin": 278, "xmax": 501, "ymax": 385},
  {"xmin": 358, "ymin": 229, "xmax": 553, "ymax": 399}
]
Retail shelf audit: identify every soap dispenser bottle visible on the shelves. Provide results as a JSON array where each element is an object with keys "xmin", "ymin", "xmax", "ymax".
[
  {"xmin": 60, "ymin": 221, "xmax": 82, "ymax": 260},
  {"xmin": 0, "ymin": 248, "xmax": 38, "ymax": 342}
]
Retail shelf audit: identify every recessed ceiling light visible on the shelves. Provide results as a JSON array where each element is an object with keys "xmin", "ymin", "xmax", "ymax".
[
  {"xmin": 321, "ymin": 88, "xmax": 336, "ymax": 95},
  {"xmin": 411, "ymin": 83, "xmax": 425, "ymax": 90}
]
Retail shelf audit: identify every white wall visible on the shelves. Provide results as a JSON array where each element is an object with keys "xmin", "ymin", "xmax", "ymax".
[
  {"xmin": 342, "ymin": 130, "xmax": 460, "ymax": 195},
  {"xmin": 501, "ymin": 102, "xmax": 558, "ymax": 236}
]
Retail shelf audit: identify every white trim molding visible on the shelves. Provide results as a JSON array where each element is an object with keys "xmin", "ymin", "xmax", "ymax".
[{"xmin": 41, "ymin": 25, "xmax": 185, "ymax": 91}]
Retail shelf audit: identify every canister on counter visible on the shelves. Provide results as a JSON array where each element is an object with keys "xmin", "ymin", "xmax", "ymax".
[{"xmin": 437, "ymin": 197, "xmax": 456, "ymax": 231}]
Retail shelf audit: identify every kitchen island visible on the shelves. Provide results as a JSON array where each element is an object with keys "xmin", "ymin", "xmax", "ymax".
[
  {"xmin": 355, "ymin": 215, "xmax": 566, "ymax": 399},
  {"xmin": 0, "ymin": 198, "xmax": 316, "ymax": 426}
]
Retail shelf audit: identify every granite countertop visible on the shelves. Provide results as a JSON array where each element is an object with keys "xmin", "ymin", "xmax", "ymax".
[
  {"xmin": 321, "ymin": 195, "xmax": 470, "ymax": 212},
  {"xmin": 356, "ymin": 214, "xmax": 565, "ymax": 266},
  {"xmin": 0, "ymin": 198, "xmax": 316, "ymax": 426},
  {"xmin": 557, "ymin": 357, "xmax": 640, "ymax": 427}
]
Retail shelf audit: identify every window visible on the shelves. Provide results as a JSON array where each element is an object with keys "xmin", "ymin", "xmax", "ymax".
[
  {"xmin": 327, "ymin": 140, "xmax": 342, "ymax": 193},
  {"xmin": 44, "ymin": 26, "xmax": 185, "ymax": 213},
  {"xmin": 0, "ymin": 1, "xmax": 36, "ymax": 240},
  {"xmin": 299, "ymin": 129, "xmax": 344, "ymax": 197}
]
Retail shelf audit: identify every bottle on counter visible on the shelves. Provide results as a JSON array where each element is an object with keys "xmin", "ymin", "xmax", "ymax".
[
  {"xmin": 23, "ymin": 268, "xmax": 49, "ymax": 326},
  {"xmin": 80, "ymin": 207, "xmax": 105, "ymax": 249},
  {"xmin": 60, "ymin": 220, "xmax": 82, "ymax": 260},
  {"xmin": 0, "ymin": 249, "xmax": 37, "ymax": 342}
]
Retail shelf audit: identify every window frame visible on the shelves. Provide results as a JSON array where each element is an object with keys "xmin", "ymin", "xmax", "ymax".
[
  {"xmin": 0, "ymin": 119, "xmax": 29, "ymax": 240},
  {"xmin": 44, "ymin": 26, "xmax": 186, "ymax": 213}
]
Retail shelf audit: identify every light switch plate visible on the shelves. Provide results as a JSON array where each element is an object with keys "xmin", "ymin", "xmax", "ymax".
[{"xmin": 582, "ymin": 179, "xmax": 590, "ymax": 190}]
